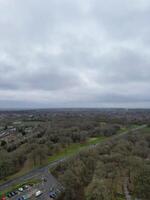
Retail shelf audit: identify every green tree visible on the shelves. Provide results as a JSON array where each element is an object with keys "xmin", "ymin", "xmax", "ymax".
[
  {"xmin": 85, "ymin": 178, "xmax": 111, "ymax": 200},
  {"xmin": 1, "ymin": 140, "xmax": 7, "ymax": 147},
  {"xmin": 134, "ymin": 164, "xmax": 150, "ymax": 199}
]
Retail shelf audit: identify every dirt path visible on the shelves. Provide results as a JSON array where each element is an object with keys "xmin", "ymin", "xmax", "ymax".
[{"xmin": 124, "ymin": 177, "xmax": 131, "ymax": 200}]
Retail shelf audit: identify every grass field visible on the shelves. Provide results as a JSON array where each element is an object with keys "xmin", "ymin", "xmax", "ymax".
[
  {"xmin": 140, "ymin": 126, "xmax": 150, "ymax": 133},
  {"xmin": 48, "ymin": 136, "xmax": 105, "ymax": 163},
  {"xmin": 0, "ymin": 124, "xmax": 144, "ymax": 186},
  {"xmin": 0, "ymin": 136, "xmax": 106, "ymax": 186}
]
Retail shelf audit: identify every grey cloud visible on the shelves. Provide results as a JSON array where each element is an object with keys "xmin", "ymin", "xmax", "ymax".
[
  {"xmin": 91, "ymin": 0, "xmax": 150, "ymax": 40},
  {"xmin": 94, "ymin": 48, "xmax": 150, "ymax": 84},
  {"xmin": 0, "ymin": 0, "xmax": 150, "ymax": 108},
  {"xmin": 23, "ymin": 70, "xmax": 81, "ymax": 91},
  {"xmin": 0, "ymin": 62, "xmax": 81, "ymax": 91}
]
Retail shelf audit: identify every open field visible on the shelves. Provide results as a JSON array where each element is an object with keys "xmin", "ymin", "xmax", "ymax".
[{"xmin": 48, "ymin": 136, "xmax": 106, "ymax": 163}]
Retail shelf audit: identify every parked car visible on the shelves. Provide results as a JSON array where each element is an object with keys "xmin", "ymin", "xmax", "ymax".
[
  {"xmin": 14, "ymin": 191, "xmax": 18, "ymax": 195},
  {"xmin": 49, "ymin": 191, "xmax": 57, "ymax": 199},
  {"xmin": 17, "ymin": 197, "xmax": 24, "ymax": 200},
  {"xmin": 18, "ymin": 187, "xmax": 23, "ymax": 192},
  {"xmin": 24, "ymin": 185, "xmax": 29, "ymax": 189},
  {"xmin": 55, "ymin": 188, "xmax": 61, "ymax": 194},
  {"xmin": 22, "ymin": 194, "xmax": 29, "ymax": 200},
  {"xmin": 35, "ymin": 190, "xmax": 43, "ymax": 197},
  {"xmin": 22, "ymin": 185, "xmax": 28, "ymax": 190},
  {"xmin": 43, "ymin": 178, "xmax": 47, "ymax": 182},
  {"xmin": 49, "ymin": 186, "xmax": 54, "ymax": 192},
  {"xmin": 1, "ymin": 195, "xmax": 6, "ymax": 200},
  {"xmin": 6, "ymin": 193, "xmax": 12, "ymax": 198},
  {"xmin": 10, "ymin": 192, "xmax": 16, "ymax": 196}
]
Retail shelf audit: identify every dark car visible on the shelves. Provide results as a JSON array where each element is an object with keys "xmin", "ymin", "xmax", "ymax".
[
  {"xmin": 6, "ymin": 193, "xmax": 12, "ymax": 198},
  {"xmin": 10, "ymin": 192, "xmax": 15, "ymax": 196},
  {"xmin": 14, "ymin": 191, "xmax": 18, "ymax": 195},
  {"xmin": 43, "ymin": 178, "xmax": 47, "ymax": 182},
  {"xmin": 49, "ymin": 192, "xmax": 57, "ymax": 199},
  {"xmin": 22, "ymin": 186, "xmax": 26, "ymax": 190},
  {"xmin": 17, "ymin": 197, "xmax": 24, "ymax": 200}
]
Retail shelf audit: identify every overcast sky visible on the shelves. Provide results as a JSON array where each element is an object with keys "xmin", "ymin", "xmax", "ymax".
[{"xmin": 0, "ymin": 0, "xmax": 150, "ymax": 108}]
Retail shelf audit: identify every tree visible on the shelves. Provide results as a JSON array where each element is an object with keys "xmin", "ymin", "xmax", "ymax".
[
  {"xmin": 60, "ymin": 169, "xmax": 84, "ymax": 200},
  {"xmin": 1, "ymin": 140, "xmax": 7, "ymax": 147},
  {"xmin": 134, "ymin": 164, "xmax": 150, "ymax": 199},
  {"xmin": 30, "ymin": 145, "xmax": 48, "ymax": 166},
  {"xmin": 85, "ymin": 178, "xmax": 111, "ymax": 200}
]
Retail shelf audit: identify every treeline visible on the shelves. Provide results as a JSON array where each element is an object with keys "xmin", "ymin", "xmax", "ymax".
[
  {"xmin": 52, "ymin": 131, "xmax": 150, "ymax": 200},
  {"xmin": 0, "ymin": 147, "xmax": 27, "ymax": 179},
  {"xmin": 0, "ymin": 115, "xmax": 120, "ymax": 179}
]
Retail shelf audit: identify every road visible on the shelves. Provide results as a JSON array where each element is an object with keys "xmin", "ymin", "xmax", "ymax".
[
  {"xmin": 0, "ymin": 159, "xmax": 65, "ymax": 193},
  {"xmin": 0, "ymin": 125, "xmax": 147, "ymax": 194}
]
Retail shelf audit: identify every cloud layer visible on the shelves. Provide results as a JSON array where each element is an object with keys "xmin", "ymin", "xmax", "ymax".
[{"xmin": 0, "ymin": 0, "xmax": 150, "ymax": 108}]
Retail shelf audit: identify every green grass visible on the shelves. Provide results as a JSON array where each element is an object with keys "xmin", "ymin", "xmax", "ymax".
[
  {"xmin": 48, "ymin": 124, "xmax": 141, "ymax": 164},
  {"xmin": 0, "ymin": 136, "xmax": 106, "ymax": 194},
  {"xmin": 130, "ymin": 124, "xmax": 140, "ymax": 128},
  {"xmin": 0, "ymin": 159, "xmax": 38, "ymax": 186},
  {"xmin": 48, "ymin": 136, "xmax": 105, "ymax": 163},
  {"xmin": 118, "ymin": 127, "xmax": 128, "ymax": 134},
  {"xmin": 140, "ymin": 126, "xmax": 150, "ymax": 133},
  {"xmin": 0, "ymin": 136, "xmax": 106, "ymax": 187},
  {"xmin": 116, "ymin": 193, "xmax": 126, "ymax": 200},
  {"xmin": 118, "ymin": 124, "xmax": 142, "ymax": 134},
  {"xmin": 0, "ymin": 124, "xmax": 144, "ymax": 188},
  {"xmin": 50, "ymin": 124, "xmax": 141, "ymax": 163}
]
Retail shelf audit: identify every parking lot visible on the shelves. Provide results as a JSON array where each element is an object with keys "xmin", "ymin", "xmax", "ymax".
[{"xmin": 2, "ymin": 172, "xmax": 64, "ymax": 200}]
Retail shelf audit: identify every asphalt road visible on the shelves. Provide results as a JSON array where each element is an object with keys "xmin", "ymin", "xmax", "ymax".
[
  {"xmin": 0, "ymin": 125, "xmax": 147, "ymax": 194},
  {"xmin": 0, "ymin": 159, "xmax": 65, "ymax": 193}
]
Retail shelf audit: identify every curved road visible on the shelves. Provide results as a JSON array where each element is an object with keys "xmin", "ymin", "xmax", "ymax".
[{"xmin": 0, "ymin": 159, "xmax": 65, "ymax": 193}]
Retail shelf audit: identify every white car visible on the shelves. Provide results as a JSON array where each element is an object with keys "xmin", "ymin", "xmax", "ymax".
[
  {"xmin": 18, "ymin": 187, "xmax": 23, "ymax": 192},
  {"xmin": 35, "ymin": 190, "xmax": 43, "ymax": 197}
]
